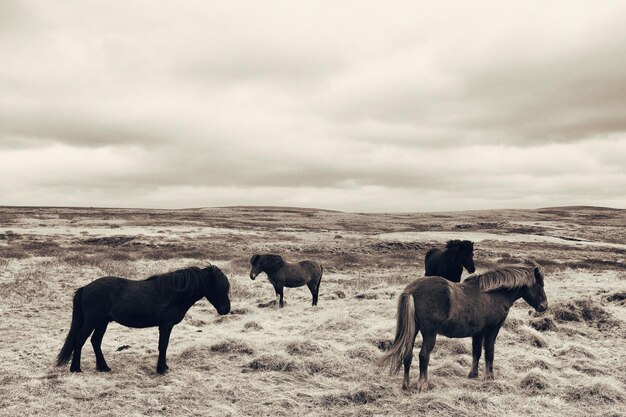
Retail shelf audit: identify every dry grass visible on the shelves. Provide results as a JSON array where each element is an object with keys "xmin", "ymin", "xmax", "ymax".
[{"xmin": 0, "ymin": 205, "xmax": 625, "ymax": 416}]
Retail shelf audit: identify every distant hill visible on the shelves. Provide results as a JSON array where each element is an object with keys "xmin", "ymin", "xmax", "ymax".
[
  {"xmin": 537, "ymin": 205, "xmax": 623, "ymax": 211},
  {"xmin": 213, "ymin": 205, "xmax": 343, "ymax": 213}
]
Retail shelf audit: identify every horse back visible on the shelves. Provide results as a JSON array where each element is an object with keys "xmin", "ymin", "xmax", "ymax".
[
  {"xmin": 278, "ymin": 260, "xmax": 321, "ymax": 288},
  {"xmin": 408, "ymin": 277, "xmax": 452, "ymax": 329},
  {"xmin": 439, "ymin": 284, "xmax": 508, "ymax": 337},
  {"xmin": 81, "ymin": 276, "xmax": 164, "ymax": 328}
]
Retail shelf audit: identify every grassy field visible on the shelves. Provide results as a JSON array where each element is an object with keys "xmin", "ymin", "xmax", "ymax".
[{"xmin": 0, "ymin": 205, "xmax": 625, "ymax": 416}]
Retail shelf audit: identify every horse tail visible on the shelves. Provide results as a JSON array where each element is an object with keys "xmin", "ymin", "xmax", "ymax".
[
  {"xmin": 56, "ymin": 287, "xmax": 84, "ymax": 366},
  {"xmin": 378, "ymin": 291, "xmax": 417, "ymax": 374},
  {"xmin": 316, "ymin": 265, "xmax": 323, "ymax": 294}
]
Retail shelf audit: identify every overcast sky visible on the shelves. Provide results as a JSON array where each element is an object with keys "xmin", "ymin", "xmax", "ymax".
[{"xmin": 1, "ymin": 1, "xmax": 625, "ymax": 212}]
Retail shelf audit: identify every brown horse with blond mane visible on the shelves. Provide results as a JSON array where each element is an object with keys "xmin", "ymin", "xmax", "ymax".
[{"xmin": 380, "ymin": 263, "xmax": 548, "ymax": 392}]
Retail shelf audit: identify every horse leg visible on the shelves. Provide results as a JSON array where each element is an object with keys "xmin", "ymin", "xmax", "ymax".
[
  {"xmin": 307, "ymin": 280, "xmax": 318, "ymax": 306},
  {"xmin": 468, "ymin": 333, "xmax": 483, "ymax": 378},
  {"xmin": 272, "ymin": 284, "xmax": 284, "ymax": 308},
  {"xmin": 278, "ymin": 286, "xmax": 285, "ymax": 308},
  {"xmin": 156, "ymin": 324, "xmax": 173, "ymax": 374},
  {"xmin": 70, "ymin": 322, "xmax": 97, "ymax": 372},
  {"xmin": 402, "ymin": 329, "xmax": 419, "ymax": 391},
  {"xmin": 91, "ymin": 320, "xmax": 111, "ymax": 372},
  {"xmin": 271, "ymin": 282, "xmax": 284, "ymax": 308},
  {"xmin": 483, "ymin": 328, "xmax": 500, "ymax": 380},
  {"xmin": 417, "ymin": 333, "xmax": 437, "ymax": 393}
]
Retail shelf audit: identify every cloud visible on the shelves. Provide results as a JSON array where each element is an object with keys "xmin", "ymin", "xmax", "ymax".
[{"xmin": 0, "ymin": 1, "xmax": 624, "ymax": 210}]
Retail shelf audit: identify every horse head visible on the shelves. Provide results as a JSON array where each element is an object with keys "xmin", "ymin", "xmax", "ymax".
[
  {"xmin": 204, "ymin": 266, "xmax": 231, "ymax": 315},
  {"xmin": 448, "ymin": 240, "xmax": 475, "ymax": 273},
  {"xmin": 249, "ymin": 254, "xmax": 262, "ymax": 280},
  {"xmin": 521, "ymin": 264, "xmax": 548, "ymax": 312}
]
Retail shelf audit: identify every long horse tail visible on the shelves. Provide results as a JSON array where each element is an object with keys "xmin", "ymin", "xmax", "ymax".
[
  {"xmin": 56, "ymin": 287, "xmax": 84, "ymax": 366},
  {"xmin": 378, "ymin": 291, "xmax": 417, "ymax": 374},
  {"xmin": 316, "ymin": 265, "xmax": 323, "ymax": 294}
]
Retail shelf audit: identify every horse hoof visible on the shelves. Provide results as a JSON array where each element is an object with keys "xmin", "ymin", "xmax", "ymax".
[
  {"xmin": 468, "ymin": 371, "xmax": 478, "ymax": 379},
  {"xmin": 70, "ymin": 368, "xmax": 82, "ymax": 373},
  {"xmin": 97, "ymin": 366, "xmax": 111, "ymax": 372},
  {"xmin": 417, "ymin": 381, "xmax": 428, "ymax": 393},
  {"xmin": 157, "ymin": 365, "xmax": 169, "ymax": 374}
]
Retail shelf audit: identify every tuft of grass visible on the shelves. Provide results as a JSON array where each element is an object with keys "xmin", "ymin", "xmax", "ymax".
[
  {"xmin": 242, "ymin": 321, "xmax": 263, "ymax": 332},
  {"xmin": 246, "ymin": 354, "xmax": 298, "ymax": 372},
  {"xmin": 345, "ymin": 344, "xmax": 379, "ymax": 362},
  {"xmin": 321, "ymin": 385, "xmax": 387, "ymax": 407},
  {"xmin": 520, "ymin": 371, "xmax": 550, "ymax": 393},
  {"xmin": 437, "ymin": 339, "xmax": 470, "ymax": 355},
  {"xmin": 603, "ymin": 291, "xmax": 626, "ymax": 306},
  {"xmin": 519, "ymin": 329, "xmax": 548, "ymax": 348},
  {"xmin": 229, "ymin": 307, "xmax": 252, "ymax": 315},
  {"xmin": 563, "ymin": 380, "xmax": 624, "ymax": 404},
  {"xmin": 285, "ymin": 340, "xmax": 323, "ymax": 356},
  {"xmin": 551, "ymin": 298, "xmax": 621, "ymax": 331},
  {"xmin": 372, "ymin": 338, "xmax": 393, "ymax": 352},
  {"xmin": 354, "ymin": 292, "xmax": 378, "ymax": 300},
  {"xmin": 529, "ymin": 317, "xmax": 557, "ymax": 332},
  {"xmin": 209, "ymin": 339, "xmax": 254, "ymax": 355}
]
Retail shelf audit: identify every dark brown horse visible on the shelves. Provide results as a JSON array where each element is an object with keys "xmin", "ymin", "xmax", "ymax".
[
  {"xmin": 380, "ymin": 263, "xmax": 548, "ymax": 392},
  {"xmin": 249, "ymin": 254, "xmax": 323, "ymax": 308},
  {"xmin": 424, "ymin": 240, "xmax": 475, "ymax": 282},
  {"xmin": 57, "ymin": 265, "xmax": 231, "ymax": 374}
]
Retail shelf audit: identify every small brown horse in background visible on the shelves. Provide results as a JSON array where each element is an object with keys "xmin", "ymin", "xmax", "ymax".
[
  {"xmin": 380, "ymin": 263, "xmax": 548, "ymax": 392},
  {"xmin": 249, "ymin": 254, "xmax": 323, "ymax": 308}
]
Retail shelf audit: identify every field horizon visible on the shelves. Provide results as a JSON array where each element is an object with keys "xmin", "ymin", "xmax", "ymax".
[
  {"xmin": 1, "ymin": 205, "xmax": 624, "ymax": 416},
  {"xmin": 2, "ymin": 204, "xmax": 623, "ymax": 214}
]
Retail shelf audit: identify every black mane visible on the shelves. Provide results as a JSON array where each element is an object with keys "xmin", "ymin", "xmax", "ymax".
[
  {"xmin": 145, "ymin": 266, "xmax": 211, "ymax": 300},
  {"xmin": 258, "ymin": 254, "xmax": 285, "ymax": 274},
  {"xmin": 446, "ymin": 239, "xmax": 473, "ymax": 254}
]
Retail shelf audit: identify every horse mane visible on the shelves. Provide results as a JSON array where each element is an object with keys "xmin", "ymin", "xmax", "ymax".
[
  {"xmin": 464, "ymin": 263, "xmax": 542, "ymax": 292},
  {"xmin": 145, "ymin": 266, "xmax": 211, "ymax": 300},
  {"xmin": 446, "ymin": 239, "xmax": 473, "ymax": 254},
  {"xmin": 258, "ymin": 254, "xmax": 285, "ymax": 274}
]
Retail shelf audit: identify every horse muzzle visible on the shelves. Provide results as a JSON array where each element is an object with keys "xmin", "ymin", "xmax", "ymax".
[
  {"xmin": 250, "ymin": 272, "xmax": 257, "ymax": 280},
  {"xmin": 536, "ymin": 302, "xmax": 548, "ymax": 313},
  {"xmin": 217, "ymin": 303, "xmax": 231, "ymax": 315}
]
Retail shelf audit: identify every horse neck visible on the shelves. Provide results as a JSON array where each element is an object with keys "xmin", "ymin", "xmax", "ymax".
[
  {"xmin": 158, "ymin": 274, "xmax": 206, "ymax": 307},
  {"xmin": 445, "ymin": 249, "xmax": 460, "ymax": 262},
  {"xmin": 490, "ymin": 287, "xmax": 525, "ymax": 308}
]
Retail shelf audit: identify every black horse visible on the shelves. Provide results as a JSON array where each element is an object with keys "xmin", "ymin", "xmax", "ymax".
[
  {"xmin": 249, "ymin": 254, "xmax": 323, "ymax": 308},
  {"xmin": 424, "ymin": 240, "xmax": 475, "ymax": 282},
  {"xmin": 380, "ymin": 263, "xmax": 548, "ymax": 392},
  {"xmin": 57, "ymin": 265, "xmax": 230, "ymax": 374}
]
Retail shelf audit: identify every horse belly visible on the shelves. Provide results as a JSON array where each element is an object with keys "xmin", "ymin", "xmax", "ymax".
[
  {"xmin": 439, "ymin": 314, "xmax": 484, "ymax": 338},
  {"xmin": 285, "ymin": 277, "xmax": 306, "ymax": 287},
  {"xmin": 439, "ymin": 321, "xmax": 476, "ymax": 338},
  {"xmin": 112, "ymin": 314, "xmax": 159, "ymax": 329},
  {"xmin": 284, "ymin": 270, "xmax": 308, "ymax": 287},
  {"xmin": 110, "ymin": 295, "xmax": 161, "ymax": 328}
]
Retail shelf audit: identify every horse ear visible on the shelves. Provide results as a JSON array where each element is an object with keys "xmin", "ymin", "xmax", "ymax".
[
  {"xmin": 533, "ymin": 265, "xmax": 544, "ymax": 286},
  {"xmin": 250, "ymin": 254, "xmax": 260, "ymax": 265}
]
